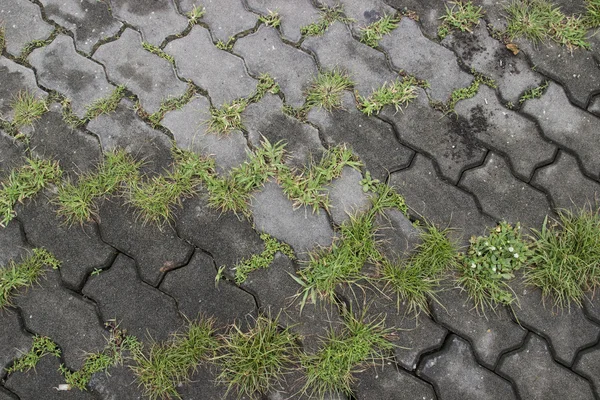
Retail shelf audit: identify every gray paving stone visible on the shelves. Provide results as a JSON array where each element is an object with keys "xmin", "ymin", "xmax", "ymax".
[
  {"xmin": 89, "ymin": 361, "xmax": 143, "ymax": 400},
  {"xmin": 532, "ymin": 151, "xmax": 600, "ymax": 210},
  {"xmin": 331, "ymin": 0, "xmax": 396, "ymax": 28},
  {"xmin": 589, "ymin": 94, "xmax": 600, "ymax": 117},
  {"xmin": 584, "ymin": 295, "xmax": 600, "ymax": 324},
  {"xmin": 574, "ymin": 345, "xmax": 600, "ymax": 397},
  {"xmin": 380, "ymin": 88, "xmax": 487, "ymax": 184},
  {"xmin": 96, "ymin": 196, "xmax": 194, "ymax": 286},
  {"xmin": 355, "ymin": 362, "xmax": 436, "ymax": 400},
  {"xmin": 160, "ymin": 251, "xmax": 256, "ymax": 324},
  {"xmin": 0, "ymin": 219, "xmax": 28, "ymax": 266},
  {"xmin": 179, "ymin": 0, "xmax": 257, "ymax": 43},
  {"xmin": 0, "ymin": 58, "xmax": 46, "ymax": 121},
  {"xmin": 389, "ymin": 154, "xmax": 494, "ymax": 246},
  {"xmin": 417, "ymin": 335, "xmax": 517, "ymax": 400},
  {"xmin": 250, "ymin": 181, "xmax": 335, "ymax": 258},
  {"xmin": 0, "ymin": 311, "xmax": 32, "ymax": 374},
  {"xmin": 380, "ymin": 17, "xmax": 473, "ymax": 102},
  {"xmin": 498, "ymin": 333, "xmax": 595, "ymax": 400},
  {"xmin": 109, "ymin": 0, "xmax": 188, "ymax": 46},
  {"xmin": 234, "ymin": 26, "xmax": 318, "ymax": 107},
  {"xmin": 302, "ymin": 23, "xmax": 398, "ymax": 97},
  {"xmin": 454, "ymin": 86, "xmax": 556, "ymax": 181},
  {"xmin": 29, "ymin": 35, "xmax": 115, "ymax": 118},
  {"xmin": 18, "ymin": 197, "xmax": 116, "ymax": 291},
  {"xmin": 39, "ymin": 0, "xmax": 122, "ymax": 54},
  {"xmin": 324, "ymin": 166, "xmax": 371, "ymax": 226},
  {"xmin": 242, "ymin": 94, "xmax": 324, "ymax": 169},
  {"xmin": 431, "ymin": 283, "xmax": 527, "ymax": 369},
  {"xmin": 165, "ymin": 26, "xmax": 256, "ymax": 107},
  {"xmin": 511, "ymin": 277, "xmax": 600, "ymax": 366},
  {"xmin": 176, "ymin": 194, "xmax": 265, "ymax": 269},
  {"xmin": 0, "ymin": 388, "xmax": 17, "ymax": 400},
  {"xmin": 374, "ymin": 207, "xmax": 420, "ymax": 263},
  {"xmin": 522, "ymin": 82, "xmax": 600, "ymax": 180},
  {"xmin": 247, "ymin": 0, "xmax": 320, "ymax": 43},
  {"xmin": 177, "ymin": 364, "xmax": 240, "ymax": 400},
  {"xmin": 13, "ymin": 268, "xmax": 106, "ymax": 370},
  {"xmin": 93, "ymin": 28, "xmax": 188, "ymax": 114},
  {"xmin": 83, "ymin": 254, "xmax": 184, "ymax": 342},
  {"xmin": 162, "ymin": 96, "xmax": 249, "ymax": 174},
  {"xmin": 307, "ymin": 92, "xmax": 414, "ymax": 182},
  {"xmin": 0, "ymin": 130, "xmax": 26, "ymax": 181},
  {"xmin": 0, "ymin": 0, "xmax": 54, "ymax": 57},
  {"xmin": 384, "ymin": 0, "xmax": 449, "ymax": 39},
  {"xmin": 459, "ymin": 152, "xmax": 552, "ymax": 230}
]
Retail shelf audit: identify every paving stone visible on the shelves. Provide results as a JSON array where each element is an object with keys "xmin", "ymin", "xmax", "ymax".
[
  {"xmin": 83, "ymin": 254, "xmax": 184, "ymax": 342},
  {"xmin": 29, "ymin": 35, "xmax": 114, "ymax": 118},
  {"xmin": 0, "ymin": 311, "xmax": 32, "ymax": 374},
  {"xmin": 498, "ymin": 333, "xmax": 595, "ymax": 400},
  {"xmin": 177, "ymin": 364, "xmax": 240, "ymax": 400},
  {"xmin": 109, "ymin": 0, "xmax": 188, "ymax": 45},
  {"xmin": 234, "ymin": 26, "xmax": 318, "ymax": 107},
  {"xmin": 383, "ymin": 0, "xmax": 449, "ymax": 39},
  {"xmin": 454, "ymin": 86, "xmax": 556, "ymax": 181},
  {"xmin": 242, "ymin": 94, "xmax": 324, "ymax": 168},
  {"xmin": 247, "ymin": 0, "xmax": 320, "ymax": 43},
  {"xmin": 574, "ymin": 345, "xmax": 600, "ymax": 397},
  {"xmin": 417, "ymin": 335, "xmax": 517, "ymax": 400},
  {"xmin": 0, "ymin": 388, "xmax": 17, "ymax": 400},
  {"xmin": 162, "ymin": 96, "xmax": 249, "ymax": 174},
  {"xmin": 0, "ymin": 130, "xmax": 26, "ymax": 180},
  {"xmin": 0, "ymin": 219, "xmax": 28, "ymax": 266},
  {"xmin": 179, "ymin": 0, "xmax": 257, "ymax": 43},
  {"xmin": 532, "ymin": 151, "xmax": 600, "ymax": 210},
  {"xmin": 0, "ymin": 58, "xmax": 47, "ymax": 120},
  {"xmin": 589, "ymin": 94, "xmax": 600, "ymax": 117},
  {"xmin": 354, "ymin": 362, "xmax": 436, "ymax": 400},
  {"xmin": 18, "ymin": 197, "xmax": 116, "ymax": 291},
  {"xmin": 87, "ymin": 100, "xmax": 173, "ymax": 176},
  {"xmin": 39, "ymin": 0, "xmax": 122, "ymax": 54},
  {"xmin": 250, "ymin": 181, "xmax": 335, "ymax": 258},
  {"xmin": 93, "ymin": 28, "xmax": 188, "ymax": 114},
  {"xmin": 89, "ymin": 361, "xmax": 143, "ymax": 400},
  {"xmin": 459, "ymin": 152, "xmax": 552, "ymax": 230},
  {"xmin": 380, "ymin": 88, "xmax": 487, "ymax": 184},
  {"xmin": 96, "ymin": 196, "xmax": 194, "ymax": 286},
  {"xmin": 307, "ymin": 92, "xmax": 414, "ymax": 182},
  {"xmin": 324, "ymin": 166, "xmax": 371, "ymax": 226},
  {"xmin": 511, "ymin": 277, "xmax": 600, "ymax": 366},
  {"xmin": 374, "ymin": 207, "xmax": 420, "ymax": 263},
  {"xmin": 5, "ymin": 354, "xmax": 96, "ymax": 400},
  {"xmin": 0, "ymin": 0, "xmax": 54, "ymax": 57},
  {"xmin": 380, "ymin": 17, "xmax": 473, "ymax": 102},
  {"xmin": 14, "ymin": 268, "xmax": 107, "ymax": 370},
  {"xmin": 431, "ymin": 283, "xmax": 527, "ymax": 369},
  {"xmin": 584, "ymin": 295, "xmax": 600, "ymax": 324},
  {"xmin": 389, "ymin": 154, "xmax": 494, "ymax": 246},
  {"xmin": 160, "ymin": 251, "xmax": 256, "ymax": 324},
  {"xmin": 302, "ymin": 23, "xmax": 398, "ymax": 97},
  {"xmin": 522, "ymin": 82, "xmax": 600, "ymax": 180},
  {"xmin": 330, "ymin": 0, "xmax": 396, "ymax": 28},
  {"xmin": 165, "ymin": 26, "xmax": 256, "ymax": 107}
]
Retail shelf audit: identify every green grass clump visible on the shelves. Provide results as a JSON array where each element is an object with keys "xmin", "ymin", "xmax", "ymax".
[
  {"xmin": 445, "ymin": 71, "xmax": 496, "ymax": 112},
  {"xmin": 584, "ymin": 0, "xmax": 600, "ymax": 28},
  {"xmin": 519, "ymin": 80, "xmax": 549, "ymax": 103},
  {"xmin": 6, "ymin": 335, "xmax": 61, "ymax": 374},
  {"xmin": 367, "ymin": 181, "xmax": 409, "ymax": 216},
  {"xmin": 10, "ymin": 90, "xmax": 48, "ymax": 128},
  {"xmin": 0, "ymin": 158, "xmax": 62, "ymax": 227},
  {"xmin": 142, "ymin": 42, "xmax": 175, "ymax": 64},
  {"xmin": 216, "ymin": 37, "xmax": 235, "ymax": 50},
  {"xmin": 301, "ymin": 5, "xmax": 355, "ymax": 37},
  {"xmin": 207, "ymin": 99, "xmax": 248, "ymax": 134},
  {"xmin": 250, "ymin": 73, "xmax": 280, "ymax": 103},
  {"xmin": 438, "ymin": 1, "xmax": 484, "ymax": 39},
  {"xmin": 215, "ymin": 315, "xmax": 300, "ymax": 399},
  {"xmin": 84, "ymin": 85, "xmax": 126, "ymax": 121},
  {"xmin": 187, "ymin": 5, "xmax": 205, "ymax": 25},
  {"xmin": 259, "ymin": 10, "xmax": 281, "ymax": 28},
  {"xmin": 380, "ymin": 225, "xmax": 459, "ymax": 316},
  {"xmin": 0, "ymin": 24, "xmax": 5, "ymax": 51},
  {"xmin": 305, "ymin": 69, "xmax": 354, "ymax": 111},
  {"xmin": 148, "ymin": 84, "xmax": 197, "ymax": 127},
  {"xmin": 357, "ymin": 77, "xmax": 419, "ymax": 116},
  {"xmin": 131, "ymin": 319, "xmax": 218, "ymax": 400},
  {"xmin": 457, "ymin": 221, "xmax": 532, "ymax": 311},
  {"xmin": 359, "ymin": 14, "xmax": 401, "ymax": 47},
  {"xmin": 525, "ymin": 208, "xmax": 600, "ymax": 308},
  {"xmin": 300, "ymin": 311, "xmax": 394, "ymax": 398},
  {"xmin": 234, "ymin": 233, "xmax": 295, "ymax": 284}
]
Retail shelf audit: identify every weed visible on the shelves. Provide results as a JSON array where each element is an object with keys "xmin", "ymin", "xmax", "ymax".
[
  {"xmin": 187, "ymin": 5, "xmax": 205, "ymax": 25},
  {"xmin": 207, "ymin": 99, "xmax": 248, "ymax": 134},
  {"xmin": 10, "ymin": 91, "xmax": 48, "ymax": 128},
  {"xmin": 359, "ymin": 14, "xmax": 401, "ymax": 47},
  {"xmin": 234, "ymin": 233, "xmax": 295, "ymax": 284},
  {"xmin": 519, "ymin": 80, "xmax": 549, "ymax": 103},
  {"xmin": 0, "ymin": 24, "xmax": 5, "ymax": 51},
  {"xmin": 83, "ymin": 85, "xmax": 126, "ymax": 121},
  {"xmin": 584, "ymin": 0, "xmax": 600, "ymax": 28},
  {"xmin": 301, "ymin": 5, "xmax": 355, "ymax": 37},
  {"xmin": 142, "ymin": 42, "xmax": 175, "ymax": 64},
  {"xmin": 305, "ymin": 69, "xmax": 354, "ymax": 111},
  {"xmin": 445, "ymin": 70, "xmax": 496, "ymax": 112},
  {"xmin": 59, "ymin": 97, "xmax": 86, "ymax": 128},
  {"xmin": 250, "ymin": 73, "xmax": 280, "ymax": 103},
  {"xmin": 368, "ymin": 182, "xmax": 408, "ymax": 216},
  {"xmin": 282, "ymin": 104, "xmax": 308, "ymax": 121},
  {"xmin": 438, "ymin": 1, "xmax": 484, "ymax": 39},
  {"xmin": 216, "ymin": 37, "xmax": 235, "ymax": 50},
  {"xmin": 6, "ymin": 335, "xmax": 61, "ymax": 374},
  {"xmin": 148, "ymin": 84, "xmax": 197, "ymax": 127},
  {"xmin": 357, "ymin": 77, "xmax": 419, "ymax": 116},
  {"xmin": 259, "ymin": 10, "xmax": 281, "ymax": 28}
]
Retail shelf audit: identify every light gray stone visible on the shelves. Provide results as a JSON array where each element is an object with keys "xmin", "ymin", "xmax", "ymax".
[
  {"xmin": 179, "ymin": 0, "xmax": 257, "ymax": 42},
  {"xmin": 325, "ymin": 166, "xmax": 371, "ymax": 225},
  {"xmin": 247, "ymin": 0, "xmax": 320, "ymax": 43},
  {"xmin": 0, "ymin": 0, "xmax": 53, "ymax": 57}
]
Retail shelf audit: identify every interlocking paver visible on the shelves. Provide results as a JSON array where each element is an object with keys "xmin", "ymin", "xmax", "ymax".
[
  {"xmin": 0, "ymin": 311, "xmax": 32, "ymax": 373},
  {"xmin": 383, "ymin": 0, "xmax": 448, "ymax": 39},
  {"xmin": 39, "ymin": 0, "xmax": 122, "ymax": 54},
  {"xmin": 329, "ymin": 0, "xmax": 396, "ymax": 28},
  {"xmin": 374, "ymin": 208, "xmax": 420, "ymax": 264},
  {"xmin": 325, "ymin": 166, "xmax": 371, "ymax": 226},
  {"xmin": 246, "ymin": 0, "xmax": 320, "ymax": 43},
  {"xmin": 589, "ymin": 94, "xmax": 600, "ymax": 117},
  {"xmin": 0, "ymin": 0, "xmax": 54, "ymax": 57},
  {"xmin": 0, "ymin": 58, "xmax": 46, "ymax": 121},
  {"xmin": 93, "ymin": 28, "xmax": 188, "ymax": 114},
  {"xmin": 0, "ymin": 218, "xmax": 28, "ymax": 266},
  {"xmin": 0, "ymin": 130, "xmax": 26, "ymax": 181},
  {"xmin": 459, "ymin": 152, "xmax": 552, "ymax": 230},
  {"xmin": 29, "ymin": 35, "xmax": 115, "ymax": 118},
  {"xmin": 574, "ymin": 345, "xmax": 600, "ymax": 397},
  {"xmin": 307, "ymin": 92, "xmax": 414, "ymax": 182},
  {"xmin": 89, "ymin": 362, "xmax": 144, "ymax": 400},
  {"xmin": 177, "ymin": 365, "xmax": 239, "ymax": 400},
  {"xmin": 355, "ymin": 363, "xmax": 436, "ymax": 400},
  {"xmin": 0, "ymin": 388, "xmax": 16, "ymax": 400},
  {"xmin": 498, "ymin": 333, "xmax": 595, "ymax": 400},
  {"xmin": 165, "ymin": 26, "xmax": 256, "ymax": 107}
]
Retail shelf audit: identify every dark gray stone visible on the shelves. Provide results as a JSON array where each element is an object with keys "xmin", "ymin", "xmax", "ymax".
[
  {"xmin": 89, "ymin": 362, "xmax": 143, "ymax": 400},
  {"xmin": 13, "ymin": 268, "xmax": 107, "ymax": 370},
  {"xmin": 39, "ymin": 0, "xmax": 122, "ymax": 54},
  {"xmin": 574, "ymin": 345, "xmax": 600, "ymax": 397},
  {"xmin": 176, "ymin": 364, "xmax": 240, "ymax": 400},
  {"xmin": 522, "ymin": 82, "xmax": 600, "ymax": 180},
  {"xmin": 0, "ymin": 219, "xmax": 28, "ymax": 266},
  {"xmin": 0, "ymin": 388, "xmax": 17, "ymax": 400},
  {"xmin": 247, "ymin": 0, "xmax": 320, "ymax": 43},
  {"xmin": 109, "ymin": 0, "xmax": 188, "ymax": 45},
  {"xmin": 93, "ymin": 28, "xmax": 188, "ymax": 114},
  {"xmin": 242, "ymin": 94, "xmax": 324, "ymax": 169},
  {"xmin": 29, "ymin": 35, "xmax": 115, "ymax": 118},
  {"xmin": 355, "ymin": 362, "xmax": 436, "ymax": 400},
  {"xmin": 498, "ymin": 333, "xmax": 595, "ymax": 400},
  {"xmin": 589, "ymin": 94, "xmax": 600, "ymax": 117},
  {"xmin": 374, "ymin": 207, "xmax": 420, "ymax": 263},
  {"xmin": 0, "ymin": 0, "xmax": 54, "ymax": 57},
  {"xmin": 165, "ymin": 26, "xmax": 256, "ymax": 107},
  {"xmin": 417, "ymin": 335, "xmax": 517, "ymax": 400},
  {"xmin": 0, "ymin": 311, "xmax": 32, "ymax": 374},
  {"xmin": 0, "ymin": 58, "xmax": 46, "ymax": 120},
  {"xmin": 459, "ymin": 152, "xmax": 552, "ymax": 230},
  {"xmin": 325, "ymin": 166, "xmax": 371, "ymax": 226},
  {"xmin": 584, "ymin": 295, "xmax": 600, "ymax": 324},
  {"xmin": 83, "ymin": 254, "xmax": 184, "ymax": 342},
  {"xmin": 307, "ymin": 92, "xmax": 414, "ymax": 182},
  {"xmin": 0, "ymin": 130, "xmax": 26, "ymax": 181},
  {"xmin": 234, "ymin": 26, "xmax": 318, "ymax": 107}
]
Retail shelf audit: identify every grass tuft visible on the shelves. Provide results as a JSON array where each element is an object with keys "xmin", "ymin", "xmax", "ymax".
[
  {"xmin": 216, "ymin": 37, "xmax": 235, "ymax": 50},
  {"xmin": 84, "ymin": 85, "xmax": 126, "ymax": 121},
  {"xmin": 357, "ymin": 77, "xmax": 419, "ymax": 116},
  {"xmin": 0, "ymin": 24, "xmax": 5, "ymax": 51},
  {"xmin": 259, "ymin": 10, "xmax": 281, "ymax": 28},
  {"xmin": 359, "ymin": 14, "xmax": 401, "ymax": 47},
  {"xmin": 584, "ymin": 0, "xmax": 600, "ymax": 28},
  {"xmin": 6, "ymin": 335, "xmax": 61, "ymax": 374},
  {"xmin": 438, "ymin": 1, "xmax": 484, "ymax": 39},
  {"xmin": 234, "ymin": 233, "xmax": 295, "ymax": 284},
  {"xmin": 142, "ymin": 42, "xmax": 175, "ymax": 64},
  {"xmin": 301, "ymin": 5, "xmax": 355, "ymax": 37},
  {"xmin": 519, "ymin": 80, "xmax": 549, "ymax": 103},
  {"xmin": 305, "ymin": 69, "xmax": 354, "ymax": 111},
  {"xmin": 187, "ymin": 5, "xmax": 205, "ymax": 25},
  {"xmin": 10, "ymin": 91, "xmax": 48, "ymax": 128},
  {"xmin": 444, "ymin": 70, "xmax": 496, "ymax": 112},
  {"xmin": 207, "ymin": 99, "xmax": 248, "ymax": 134},
  {"xmin": 148, "ymin": 84, "xmax": 197, "ymax": 127},
  {"xmin": 250, "ymin": 73, "xmax": 280, "ymax": 103}
]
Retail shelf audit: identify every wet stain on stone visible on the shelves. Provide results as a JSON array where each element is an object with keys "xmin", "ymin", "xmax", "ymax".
[
  {"xmin": 0, "ymin": 66, "xmax": 27, "ymax": 114},
  {"xmin": 116, "ymin": 64, "xmax": 154, "ymax": 92},
  {"xmin": 44, "ymin": 0, "xmax": 116, "ymax": 43},
  {"xmin": 114, "ymin": 0, "xmax": 169, "ymax": 16},
  {"xmin": 41, "ymin": 48, "xmax": 97, "ymax": 93},
  {"xmin": 364, "ymin": 9, "xmax": 384, "ymax": 24},
  {"xmin": 453, "ymin": 31, "xmax": 485, "ymax": 64}
]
